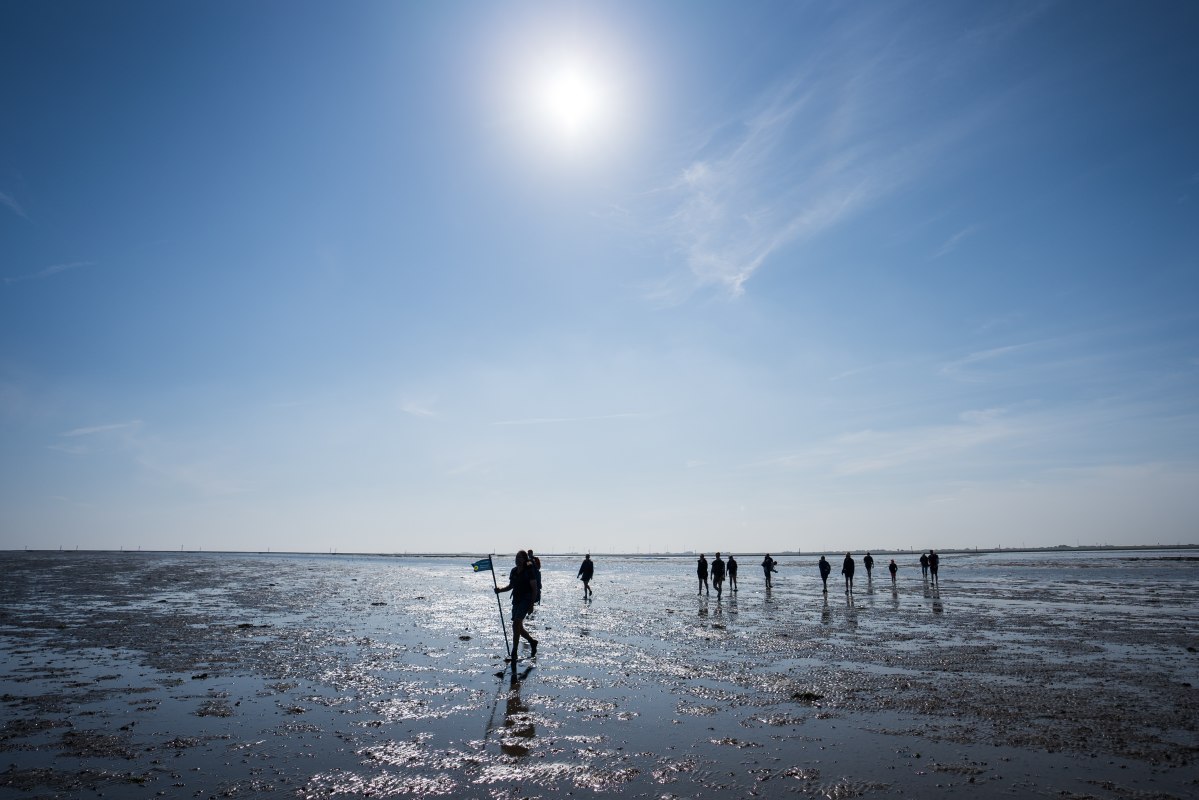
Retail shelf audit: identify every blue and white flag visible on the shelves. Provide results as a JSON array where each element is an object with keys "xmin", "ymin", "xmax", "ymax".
[{"xmin": 471, "ymin": 557, "xmax": 492, "ymax": 572}]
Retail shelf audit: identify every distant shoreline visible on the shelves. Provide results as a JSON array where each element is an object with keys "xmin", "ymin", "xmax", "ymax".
[{"xmin": 6, "ymin": 544, "xmax": 1198, "ymax": 558}]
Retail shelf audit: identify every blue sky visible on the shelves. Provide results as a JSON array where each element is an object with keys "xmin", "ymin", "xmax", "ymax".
[{"xmin": 2, "ymin": 1, "xmax": 1197, "ymax": 554}]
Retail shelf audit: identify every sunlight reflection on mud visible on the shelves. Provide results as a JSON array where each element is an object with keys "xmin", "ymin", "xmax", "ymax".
[{"xmin": 1, "ymin": 550, "xmax": 1196, "ymax": 798}]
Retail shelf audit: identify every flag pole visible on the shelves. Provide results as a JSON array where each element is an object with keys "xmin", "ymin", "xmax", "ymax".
[{"xmin": 489, "ymin": 553, "xmax": 511, "ymax": 658}]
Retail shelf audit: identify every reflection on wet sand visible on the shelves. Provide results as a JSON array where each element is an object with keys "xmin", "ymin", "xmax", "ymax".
[
  {"xmin": 925, "ymin": 583, "xmax": 945, "ymax": 614},
  {"xmin": 497, "ymin": 666, "xmax": 536, "ymax": 758},
  {"xmin": 1, "ymin": 550, "xmax": 1196, "ymax": 799}
]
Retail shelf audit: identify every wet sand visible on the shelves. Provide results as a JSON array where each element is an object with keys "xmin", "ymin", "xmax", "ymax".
[{"xmin": 1, "ymin": 550, "xmax": 1196, "ymax": 799}]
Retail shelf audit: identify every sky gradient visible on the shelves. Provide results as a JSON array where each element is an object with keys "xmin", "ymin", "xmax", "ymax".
[{"xmin": 2, "ymin": 1, "xmax": 1197, "ymax": 554}]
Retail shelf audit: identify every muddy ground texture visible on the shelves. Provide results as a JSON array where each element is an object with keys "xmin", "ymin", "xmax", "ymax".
[{"xmin": 0, "ymin": 551, "xmax": 1196, "ymax": 799}]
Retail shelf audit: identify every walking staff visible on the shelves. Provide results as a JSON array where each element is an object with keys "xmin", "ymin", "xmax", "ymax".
[{"xmin": 472, "ymin": 555, "xmax": 511, "ymax": 659}]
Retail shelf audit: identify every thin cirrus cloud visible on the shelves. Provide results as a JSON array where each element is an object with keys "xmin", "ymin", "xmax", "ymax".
[
  {"xmin": 651, "ymin": 10, "xmax": 1018, "ymax": 303},
  {"xmin": 48, "ymin": 422, "xmax": 142, "ymax": 457},
  {"xmin": 661, "ymin": 83, "xmax": 878, "ymax": 298},
  {"xmin": 746, "ymin": 407, "xmax": 1018, "ymax": 478},
  {"xmin": 831, "ymin": 409, "xmax": 1014, "ymax": 476},
  {"xmin": 0, "ymin": 191, "xmax": 28, "ymax": 220},
  {"xmin": 492, "ymin": 412, "xmax": 647, "ymax": 426},
  {"xmin": 400, "ymin": 401, "xmax": 439, "ymax": 418},
  {"xmin": 939, "ymin": 342, "xmax": 1037, "ymax": 378},
  {"xmin": 933, "ymin": 224, "xmax": 982, "ymax": 258},
  {"xmin": 48, "ymin": 443, "xmax": 90, "ymax": 456},
  {"xmin": 4, "ymin": 261, "xmax": 94, "ymax": 285},
  {"xmin": 60, "ymin": 420, "xmax": 143, "ymax": 438}
]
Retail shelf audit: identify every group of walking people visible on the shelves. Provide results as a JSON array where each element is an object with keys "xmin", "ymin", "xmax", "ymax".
[
  {"xmin": 496, "ymin": 548, "xmax": 944, "ymax": 663},
  {"xmin": 818, "ymin": 550, "xmax": 940, "ymax": 592},
  {"xmin": 696, "ymin": 551, "xmax": 943, "ymax": 595},
  {"xmin": 694, "ymin": 553, "xmax": 783, "ymax": 597}
]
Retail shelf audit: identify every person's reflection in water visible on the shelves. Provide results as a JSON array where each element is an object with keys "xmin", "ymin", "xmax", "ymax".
[
  {"xmin": 844, "ymin": 593, "xmax": 858, "ymax": 629},
  {"xmin": 931, "ymin": 586, "xmax": 943, "ymax": 615},
  {"xmin": 891, "ymin": 585, "xmax": 899, "ymax": 611},
  {"xmin": 501, "ymin": 665, "xmax": 536, "ymax": 757},
  {"xmin": 821, "ymin": 594, "xmax": 831, "ymax": 625}
]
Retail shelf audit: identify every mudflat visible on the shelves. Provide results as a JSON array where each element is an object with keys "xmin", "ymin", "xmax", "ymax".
[{"xmin": 1, "ymin": 550, "xmax": 1196, "ymax": 798}]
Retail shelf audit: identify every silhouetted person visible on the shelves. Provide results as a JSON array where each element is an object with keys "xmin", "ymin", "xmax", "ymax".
[
  {"xmin": 697, "ymin": 554, "xmax": 709, "ymax": 595},
  {"xmin": 712, "ymin": 552, "xmax": 726, "ymax": 598},
  {"xmin": 577, "ymin": 553, "xmax": 594, "ymax": 598},
  {"xmin": 929, "ymin": 550, "xmax": 940, "ymax": 583},
  {"xmin": 527, "ymin": 549, "xmax": 542, "ymax": 607},
  {"xmin": 494, "ymin": 551, "xmax": 539, "ymax": 661},
  {"xmin": 888, "ymin": 558, "xmax": 898, "ymax": 584},
  {"xmin": 818, "ymin": 555, "xmax": 831, "ymax": 593},
  {"xmin": 863, "ymin": 552, "xmax": 874, "ymax": 579},
  {"xmin": 842, "ymin": 552, "xmax": 855, "ymax": 593},
  {"xmin": 727, "ymin": 554, "xmax": 738, "ymax": 591},
  {"xmin": 762, "ymin": 554, "xmax": 776, "ymax": 588},
  {"xmin": 919, "ymin": 551, "xmax": 929, "ymax": 579}
]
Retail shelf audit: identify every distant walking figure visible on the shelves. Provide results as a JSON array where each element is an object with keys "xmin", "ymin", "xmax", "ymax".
[
  {"xmin": 919, "ymin": 552, "xmax": 929, "ymax": 579},
  {"xmin": 888, "ymin": 558, "xmax": 898, "ymax": 583},
  {"xmin": 818, "ymin": 555, "xmax": 831, "ymax": 593},
  {"xmin": 929, "ymin": 550, "xmax": 940, "ymax": 584},
  {"xmin": 762, "ymin": 554, "xmax": 777, "ymax": 589},
  {"xmin": 494, "ymin": 551, "xmax": 539, "ymax": 661},
  {"xmin": 842, "ymin": 552, "xmax": 855, "ymax": 593},
  {"xmin": 577, "ymin": 553, "xmax": 594, "ymax": 598},
  {"xmin": 712, "ymin": 553, "xmax": 726, "ymax": 597},
  {"xmin": 863, "ymin": 552, "xmax": 874, "ymax": 579},
  {"xmin": 727, "ymin": 555, "xmax": 738, "ymax": 591},
  {"xmin": 697, "ymin": 554, "xmax": 710, "ymax": 595}
]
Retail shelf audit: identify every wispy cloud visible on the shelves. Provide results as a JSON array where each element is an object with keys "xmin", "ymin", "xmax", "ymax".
[
  {"xmin": 49, "ymin": 494, "xmax": 95, "ymax": 508},
  {"xmin": 933, "ymin": 224, "xmax": 981, "ymax": 258},
  {"xmin": 827, "ymin": 361, "xmax": 903, "ymax": 382},
  {"xmin": 642, "ymin": 6, "xmax": 1034, "ymax": 303},
  {"xmin": 401, "ymin": 401, "xmax": 439, "ymax": 418},
  {"xmin": 940, "ymin": 343, "xmax": 1037, "ymax": 378},
  {"xmin": 661, "ymin": 79, "xmax": 884, "ymax": 297},
  {"xmin": 5, "ymin": 261, "xmax": 94, "ymax": 285},
  {"xmin": 492, "ymin": 412, "xmax": 647, "ymax": 426},
  {"xmin": 48, "ymin": 443, "xmax": 90, "ymax": 456},
  {"xmin": 446, "ymin": 459, "xmax": 495, "ymax": 476},
  {"xmin": 652, "ymin": 26, "xmax": 1000, "ymax": 299},
  {"xmin": 60, "ymin": 420, "xmax": 143, "ymax": 437},
  {"xmin": 0, "ymin": 192, "xmax": 27, "ymax": 220},
  {"xmin": 133, "ymin": 451, "xmax": 249, "ymax": 497},
  {"xmin": 748, "ymin": 407, "xmax": 1018, "ymax": 477}
]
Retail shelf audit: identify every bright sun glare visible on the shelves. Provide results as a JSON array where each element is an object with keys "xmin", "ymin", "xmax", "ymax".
[
  {"xmin": 536, "ymin": 63, "xmax": 606, "ymax": 141},
  {"xmin": 496, "ymin": 19, "xmax": 639, "ymax": 165},
  {"xmin": 518, "ymin": 50, "xmax": 624, "ymax": 156}
]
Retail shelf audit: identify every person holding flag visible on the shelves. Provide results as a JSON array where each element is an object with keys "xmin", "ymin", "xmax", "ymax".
[
  {"xmin": 472, "ymin": 555, "xmax": 510, "ymax": 658},
  {"xmin": 494, "ymin": 551, "xmax": 539, "ymax": 662}
]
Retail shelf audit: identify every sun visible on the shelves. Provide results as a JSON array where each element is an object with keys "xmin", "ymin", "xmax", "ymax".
[
  {"xmin": 490, "ymin": 19, "xmax": 641, "ymax": 166},
  {"xmin": 513, "ymin": 47, "xmax": 627, "ymax": 158},
  {"xmin": 534, "ymin": 61, "xmax": 609, "ymax": 144}
]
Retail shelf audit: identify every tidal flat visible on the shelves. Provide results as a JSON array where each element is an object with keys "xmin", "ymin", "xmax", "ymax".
[{"xmin": 0, "ymin": 549, "xmax": 1196, "ymax": 799}]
